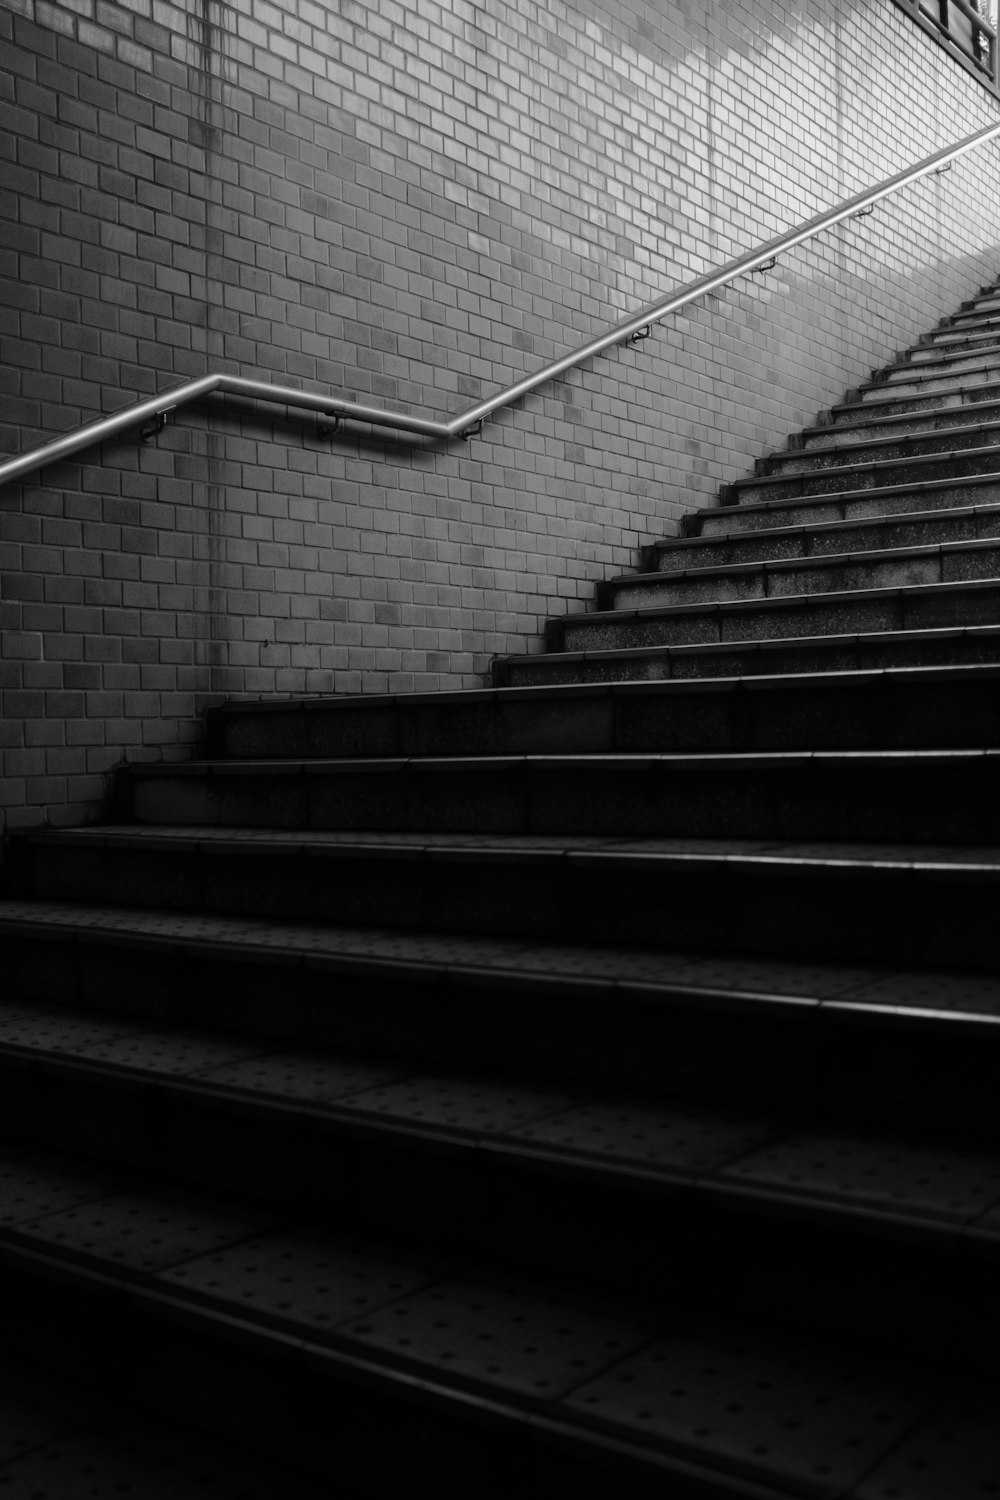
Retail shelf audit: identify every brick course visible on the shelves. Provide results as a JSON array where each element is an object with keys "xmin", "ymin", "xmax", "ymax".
[{"xmin": 2, "ymin": 0, "xmax": 1000, "ymax": 832}]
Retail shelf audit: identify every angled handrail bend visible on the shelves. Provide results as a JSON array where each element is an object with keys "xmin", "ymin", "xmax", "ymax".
[{"xmin": 3, "ymin": 118, "xmax": 1000, "ymax": 491}]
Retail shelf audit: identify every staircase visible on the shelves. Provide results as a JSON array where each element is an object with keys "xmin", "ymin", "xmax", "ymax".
[{"xmin": 3, "ymin": 285, "xmax": 1000, "ymax": 1498}]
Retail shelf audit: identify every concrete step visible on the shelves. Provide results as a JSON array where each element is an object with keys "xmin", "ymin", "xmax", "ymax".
[
  {"xmin": 732, "ymin": 449, "xmax": 1000, "ymax": 506},
  {"xmin": 827, "ymin": 378, "xmax": 1000, "ymax": 424},
  {"xmin": 607, "ymin": 538, "xmax": 1000, "ymax": 611},
  {"xmin": 210, "ymin": 665, "xmax": 1000, "ymax": 758},
  {"xmin": 894, "ymin": 339, "xmax": 1000, "ymax": 371},
  {"xmin": 766, "ymin": 418, "xmax": 1000, "ymax": 473},
  {"xmin": 695, "ymin": 474, "xmax": 1000, "ymax": 536},
  {"xmin": 13, "ymin": 825, "xmax": 1000, "ymax": 969},
  {"xmin": 5, "ymin": 901, "xmax": 1000, "ymax": 1131},
  {"xmin": 495, "ymin": 624, "xmax": 1000, "ymax": 687},
  {"xmin": 861, "ymin": 363, "xmax": 1000, "ymax": 400},
  {"xmin": 0, "ymin": 987, "xmax": 997, "ymax": 1364},
  {"xmin": 114, "ymin": 749, "xmax": 1000, "ymax": 843},
  {"xmin": 803, "ymin": 397, "xmax": 1000, "ymax": 447},
  {"xmin": 0, "ymin": 1136, "xmax": 991, "ymax": 1500},
  {"xmin": 655, "ymin": 503, "xmax": 1000, "ymax": 572},
  {"xmin": 952, "ymin": 293, "xmax": 1000, "ymax": 322},
  {"xmin": 923, "ymin": 316, "xmax": 1000, "ymax": 348},
  {"xmin": 545, "ymin": 579, "xmax": 1000, "ymax": 656}
]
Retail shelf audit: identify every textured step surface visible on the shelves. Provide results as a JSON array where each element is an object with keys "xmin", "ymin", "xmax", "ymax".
[
  {"xmin": 0, "ymin": 1137, "xmax": 997, "ymax": 1500},
  {"xmin": 5, "ymin": 900, "xmax": 1000, "ymax": 1136},
  {"xmin": 699, "ymin": 475, "xmax": 1000, "ymax": 535},
  {"xmin": 733, "ymin": 449, "xmax": 1000, "ymax": 505},
  {"xmin": 609, "ymin": 539, "xmax": 1000, "ymax": 610},
  {"xmin": 654, "ymin": 505, "xmax": 1000, "ymax": 575},
  {"xmin": 209, "ymin": 665, "xmax": 1000, "ymax": 758},
  {"xmin": 0, "ymin": 986, "xmax": 998, "ymax": 1369},
  {"xmin": 827, "ymin": 379, "xmax": 1000, "ymax": 424},
  {"xmin": 118, "ymin": 749, "xmax": 1000, "ymax": 843},
  {"xmin": 548, "ymin": 579, "xmax": 1000, "ymax": 655},
  {"xmin": 14, "ymin": 826, "xmax": 1000, "ymax": 968},
  {"xmin": 765, "ymin": 425, "xmax": 1000, "ymax": 474}
]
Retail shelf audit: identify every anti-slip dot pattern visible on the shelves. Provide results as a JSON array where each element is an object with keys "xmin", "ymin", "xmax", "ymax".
[
  {"xmin": 72, "ymin": 1030, "xmax": 271, "ymax": 1077},
  {"xmin": 193, "ymin": 1051, "xmax": 411, "ymax": 1103},
  {"xmin": 841, "ymin": 970, "xmax": 1000, "ymax": 1017},
  {"xmin": 667, "ymin": 957, "xmax": 883, "ymax": 998},
  {"xmin": 510, "ymin": 1100, "xmax": 780, "ymax": 1174},
  {"xmin": 159, "ymin": 1230, "xmax": 451, "ymax": 1330},
  {"xmin": 853, "ymin": 1387, "xmax": 1000, "ymax": 1499},
  {"xmin": 340, "ymin": 1271, "xmax": 652, "ymax": 1398},
  {"xmin": 0, "ymin": 1152, "xmax": 136, "ymax": 1229},
  {"xmin": 15, "ymin": 1188, "xmax": 275, "ymax": 1273},
  {"xmin": 0, "ymin": 1008, "xmax": 146, "ymax": 1053},
  {"xmin": 563, "ymin": 1328, "xmax": 934, "ymax": 1496},
  {"xmin": 9, "ymin": 901, "xmax": 1000, "ymax": 1020},
  {"xmin": 339, "ymin": 1075, "xmax": 587, "ymax": 1134},
  {"xmin": 719, "ymin": 1133, "xmax": 1000, "ymax": 1221}
]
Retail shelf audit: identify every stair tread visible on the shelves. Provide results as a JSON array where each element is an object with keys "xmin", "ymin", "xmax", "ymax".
[
  {"xmin": 561, "ymin": 575, "xmax": 1000, "ymax": 628},
  {"xmin": 0, "ymin": 1137, "xmax": 991, "ymax": 1498},
  {"xmin": 730, "ymin": 445, "xmax": 1000, "ymax": 493},
  {"xmin": 6, "ymin": 898, "xmax": 1000, "ymax": 1016},
  {"xmin": 213, "ymin": 660, "xmax": 1000, "ymax": 712},
  {"xmin": 868, "ymin": 360, "xmax": 1000, "ymax": 388},
  {"xmin": 831, "ymin": 383, "xmax": 1000, "ymax": 419},
  {"xmin": 129, "ymin": 748, "xmax": 1000, "ymax": 776},
  {"xmin": 25, "ymin": 823, "xmax": 1000, "ymax": 871},
  {"xmin": 494, "ymin": 623, "xmax": 1000, "ymax": 684},
  {"xmin": 892, "ymin": 341, "xmax": 1000, "ymax": 369},
  {"xmin": 703, "ymin": 469, "xmax": 1000, "ymax": 524},
  {"xmin": 4, "ymin": 987, "xmax": 1000, "ymax": 1210},
  {"xmin": 622, "ymin": 534, "xmax": 1000, "ymax": 588},
  {"xmin": 667, "ymin": 501, "xmax": 1000, "ymax": 550},
  {"xmin": 769, "ymin": 425, "xmax": 1000, "ymax": 467}
]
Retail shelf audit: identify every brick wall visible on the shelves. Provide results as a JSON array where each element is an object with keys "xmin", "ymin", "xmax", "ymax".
[{"xmin": 2, "ymin": 0, "xmax": 1000, "ymax": 834}]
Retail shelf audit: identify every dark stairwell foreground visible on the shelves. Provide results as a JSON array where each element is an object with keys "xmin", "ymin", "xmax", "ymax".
[{"xmin": 3, "ymin": 285, "xmax": 1000, "ymax": 1498}]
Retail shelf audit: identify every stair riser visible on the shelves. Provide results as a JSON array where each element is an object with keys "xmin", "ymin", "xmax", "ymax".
[
  {"xmin": 953, "ymin": 296, "xmax": 1000, "ymax": 320},
  {"xmin": 16, "ymin": 839, "xmax": 1000, "ymax": 968},
  {"xmin": 865, "ymin": 370, "xmax": 1000, "ymax": 399},
  {"xmin": 5, "ymin": 925, "xmax": 999, "ymax": 1139},
  {"xmin": 123, "ymin": 760, "xmax": 1000, "ymax": 843},
  {"xmin": 555, "ymin": 585, "xmax": 1000, "ymax": 654},
  {"xmin": 884, "ymin": 349, "xmax": 1000, "ymax": 380},
  {"xmin": 214, "ymin": 674, "xmax": 1000, "ymax": 757},
  {"xmin": 498, "ymin": 630, "xmax": 1000, "ymax": 686},
  {"xmin": 903, "ymin": 344, "xmax": 1000, "ymax": 368},
  {"xmin": 773, "ymin": 425, "xmax": 1000, "ymax": 472},
  {"xmin": 699, "ymin": 483, "xmax": 1000, "ymax": 536},
  {"xmin": 654, "ymin": 510, "xmax": 1000, "ymax": 573},
  {"xmin": 925, "ymin": 325, "xmax": 1000, "ymax": 350},
  {"xmin": 612, "ymin": 546, "xmax": 1000, "ymax": 609},
  {"xmin": 831, "ymin": 384, "xmax": 1000, "ymax": 422},
  {"xmin": 802, "ymin": 402, "xmax": 1000, "ymax": 446},
  {"xmin": 736, "ymin": 452, "xmax": 1000, "ymax": 505}
]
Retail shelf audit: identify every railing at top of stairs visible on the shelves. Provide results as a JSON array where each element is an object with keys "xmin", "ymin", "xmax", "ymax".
[{"xmin": 2, "ymin": 120, "xmax": 1000, "ymax": 493}]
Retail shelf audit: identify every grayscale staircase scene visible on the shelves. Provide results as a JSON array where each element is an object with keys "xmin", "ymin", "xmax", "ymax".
[{"xmin": 4, "ymin": 282, "xmax": 1000, "ymax": 1498}]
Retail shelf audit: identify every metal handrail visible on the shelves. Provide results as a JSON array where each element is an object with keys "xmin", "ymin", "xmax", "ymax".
[{"xmin": 3, "ymin": 118, "xmax": 1000, "ymax": 492}]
